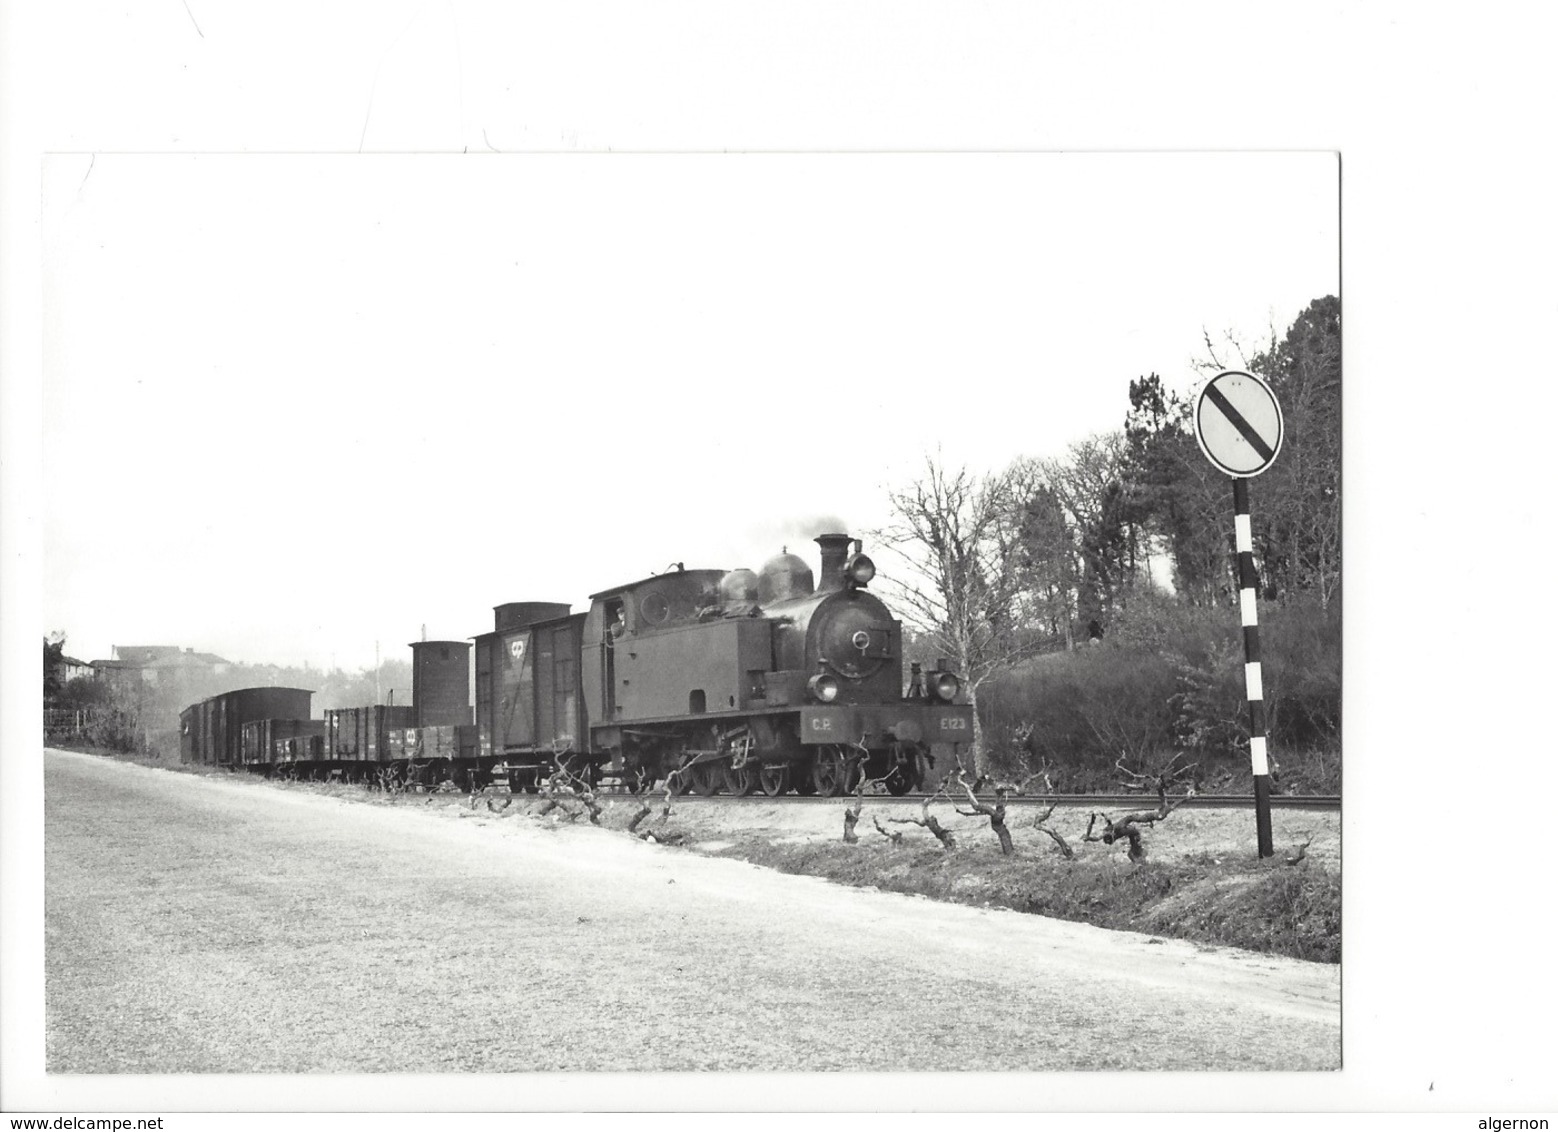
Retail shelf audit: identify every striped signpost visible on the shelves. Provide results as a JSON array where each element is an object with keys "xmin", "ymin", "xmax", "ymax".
[{"xmin": 1194, "ymin": 370, "xmax": 1284, "ymax": 858}]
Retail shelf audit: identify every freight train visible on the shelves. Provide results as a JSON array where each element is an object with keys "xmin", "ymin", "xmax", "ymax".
[{"xmin": 179, "ymin": 533, "xmax": 973, "ymax": 797}]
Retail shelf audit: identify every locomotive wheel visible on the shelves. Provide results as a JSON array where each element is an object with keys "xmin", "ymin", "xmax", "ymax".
[
  {"xmin": 690, "ymin": 762, "xmax": 720, "ymax": 796},
  {"xmin": 811, "ymin": 751, "xmax": 846, "ymax": 797},
  {"xmin": 722, "ymin": 763, "xmax": 757, "ymax": 796},
  {"xmin": 884, "ymin": 764, "xmax": 915, "ymax": 796},
  {"xmin": 758, "ymin": 765, "xmax": 790, "ymax": 797}
]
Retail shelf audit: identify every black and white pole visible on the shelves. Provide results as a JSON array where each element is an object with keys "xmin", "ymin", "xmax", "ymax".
[
  {"xmin": 1194, "ymin": 369, "xmax": 1284, "ymax": 859},
  {"xmin": 1234, "ymin": 477, "xmax": 1275, "ymax": 859}
]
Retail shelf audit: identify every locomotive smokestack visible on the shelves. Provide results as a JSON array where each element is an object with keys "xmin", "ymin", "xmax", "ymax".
[{"xmin": 815, "ymin": 532, "xmax": 852, "ymax": 593}]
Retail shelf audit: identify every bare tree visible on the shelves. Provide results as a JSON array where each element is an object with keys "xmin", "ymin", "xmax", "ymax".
[
  {"xmin": 535, "ymin": 753, "xmax": 600, "ymax": 822},
  {"xmin": 534, "ymin": 768, "xmax": 571, "ymax": 817},
  {"xmin": 887, "ymin": 773, "xmax": 959, "ymax": 850},
  {"xmin": 841, "ymin": 741, "xmax": 889, "ymax": 844},
  {"xmin": 376, "ymin": 764, "xmax": 407, "ymax": 795},
  {"xmin": 1003, "ymin": 759, "xmax": 1074, "ymax": 857},
  {"xmin": 1035, "ymin": 432, "xmax": 1146, "ymax": 628},
  {"xmin": 871, "ymin": 815, "xmax": 904, "ymax": 844},
  {"xmin": 1030, "ymin": 798, "xmax": 1074, "ymax": 859},
  {"xmin": 625, "ymin": 777, "xmax": 657, "ymax": 834},
  {"xmin": 1115, "ymin": 752, "xmax": 1198, "ymax": 797},
  {"xmin": 843, "ymin": 784, "xmax": 864, "ymax": 843},
  {"xmin": 1082, "ymin": 755, "xmax": 1197, "ymax": 863},
  {"xmin": 577, "ymin": 784, "xmax": 603, "ymax": 825},
  {"xmin": 1037, "ymin": 434, "xmax": 1128, "ymax": 560},
  {"xmin": 876, "ymin": 454, "xmax": 1046, "ymax": 772},
  {"xmin": 633, "ymin": 766, "xmax": 687, "ymax": 844},
  {"xmin": 952, "ymin": 761, "xmax": 1045, "ymax": 856}
]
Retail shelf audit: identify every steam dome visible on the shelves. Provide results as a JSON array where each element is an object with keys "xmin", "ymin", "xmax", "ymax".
[
  {"xmin": 718, "ymin": 568, "xmax": 760, "ymax": 606},
  {"xmin": 757, "ymin": 551, "xmax": 815, "ymax": 604}
]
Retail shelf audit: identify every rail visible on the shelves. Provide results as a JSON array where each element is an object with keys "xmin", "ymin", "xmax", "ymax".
[{"xmin": 604, "ymin": 790, "xmax": 1341, "ymax": 811}]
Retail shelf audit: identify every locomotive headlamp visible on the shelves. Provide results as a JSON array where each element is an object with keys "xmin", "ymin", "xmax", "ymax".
[
  {"xmin": 807, "ymin": 673, "xmax": 841, "ymax": 703},
  {"xmin": 846, "ymin": 553, "xmax": 876, "ymax": 588},
  {"xmin": 932, "ymin": 671, "xmax": 960, "ymax": 702}
]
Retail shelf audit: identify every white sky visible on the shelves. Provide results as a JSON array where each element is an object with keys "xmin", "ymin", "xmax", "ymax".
[{"xmin": 42, "ymin": 152, "xmax": 1337, "ymax": 669}]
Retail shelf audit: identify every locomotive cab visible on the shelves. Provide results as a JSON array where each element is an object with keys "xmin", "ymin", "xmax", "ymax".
[{"xmin": 583, "ymin": 568, "xmax": 769, "ymax": 733}]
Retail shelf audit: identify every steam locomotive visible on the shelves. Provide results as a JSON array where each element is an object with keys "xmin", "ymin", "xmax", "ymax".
[{"xmin": 181, "ymin": 533, "xmax": 972, "ymax": 797}]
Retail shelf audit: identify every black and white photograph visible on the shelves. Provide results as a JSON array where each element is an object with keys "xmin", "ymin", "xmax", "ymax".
[
  {"xmin": 4, "ymin": 1, "xmax": 1556, "ymax": 1121},
  {"xmin": 35, "ymin": 147, "xmax": 1342, "ymax": 1079}
]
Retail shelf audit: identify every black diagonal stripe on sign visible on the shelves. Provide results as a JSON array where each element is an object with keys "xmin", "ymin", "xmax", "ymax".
[{"xmin": 1205, "ymin": 382, "xmax": 1275, "ymax": 462}]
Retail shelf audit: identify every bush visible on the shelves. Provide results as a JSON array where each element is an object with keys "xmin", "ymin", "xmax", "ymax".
[
  {"xmin": 980, "ymin": 589, "xmax": 1340, "ymax": 791},
  {"xmin": 993, "ymin": 646, "xmax": 1179, "ymax": 787},
  {"xmin": 1261, "ymin": 595, "xmax": 1342, "ymax": 752}
]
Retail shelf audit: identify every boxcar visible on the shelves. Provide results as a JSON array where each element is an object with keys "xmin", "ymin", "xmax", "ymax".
[
  {"xmin": 240, "ymin": 717, "xmax": 326, "ymax": 770},
  {"xmin": 179, "ymin": 687, "xmax": 313, "ymax": 767},
  {"xmin": 323, "ymin": 704, "xmax": 416, "ymax": 765},
  {"xmin": 385, "ymin": 723, "xmax": 473, "ymax": 762},
  {"xmin": 472, "ymin": 602, "xmax": 587, "ymax": 783}
]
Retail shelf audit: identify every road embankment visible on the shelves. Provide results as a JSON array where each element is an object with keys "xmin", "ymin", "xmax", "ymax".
[{"xmin": 45, "ymin": 749, "xmax": 1339, "ymax": 1072}]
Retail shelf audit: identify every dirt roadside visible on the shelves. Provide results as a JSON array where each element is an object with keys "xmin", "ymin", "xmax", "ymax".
[
  {"xmin": 45, "ymin": 749, "xmax": 1338, "ymax": 1071},
  {"xmin": 643, "ymin": 792, "xmax": 1341, "ymax": 963},
  {"xmin": 238, "ymin": 762, "xmax": 1341, "ymax": 963}
]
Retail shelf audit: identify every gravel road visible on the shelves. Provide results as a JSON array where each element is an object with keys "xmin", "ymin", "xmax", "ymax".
[{"xmin": 45, "ymin": 749, "xmax": 1339, "ymax": 1072}]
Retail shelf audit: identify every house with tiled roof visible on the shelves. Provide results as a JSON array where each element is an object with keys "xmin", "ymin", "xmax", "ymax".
[
  {"xmin": 91, "ymin": 646, "xmax": 232, "ymax": 692},
  {"xmin": 58, "ymin": 654, "xmax": 94, "ymax": 683},
  {"xmin": 108, "ymin": 645, "xmax": 183, "ymax": 667}
]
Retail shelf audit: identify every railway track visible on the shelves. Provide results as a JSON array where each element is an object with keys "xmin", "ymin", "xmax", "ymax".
[{"xmin": 600, "ymin": 790, "xmax": 1341, "ymax": 811}]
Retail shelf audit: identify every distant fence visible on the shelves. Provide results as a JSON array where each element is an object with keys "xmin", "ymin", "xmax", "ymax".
[{"xmin": 44, "ymin": 708, "xmax": 95, "ymax": 742}]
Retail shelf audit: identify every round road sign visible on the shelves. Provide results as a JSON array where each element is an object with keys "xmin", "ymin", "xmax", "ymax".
[{"xmin": 1193, "ymin": 370, "xmax": 1284, "ymax": 477}]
